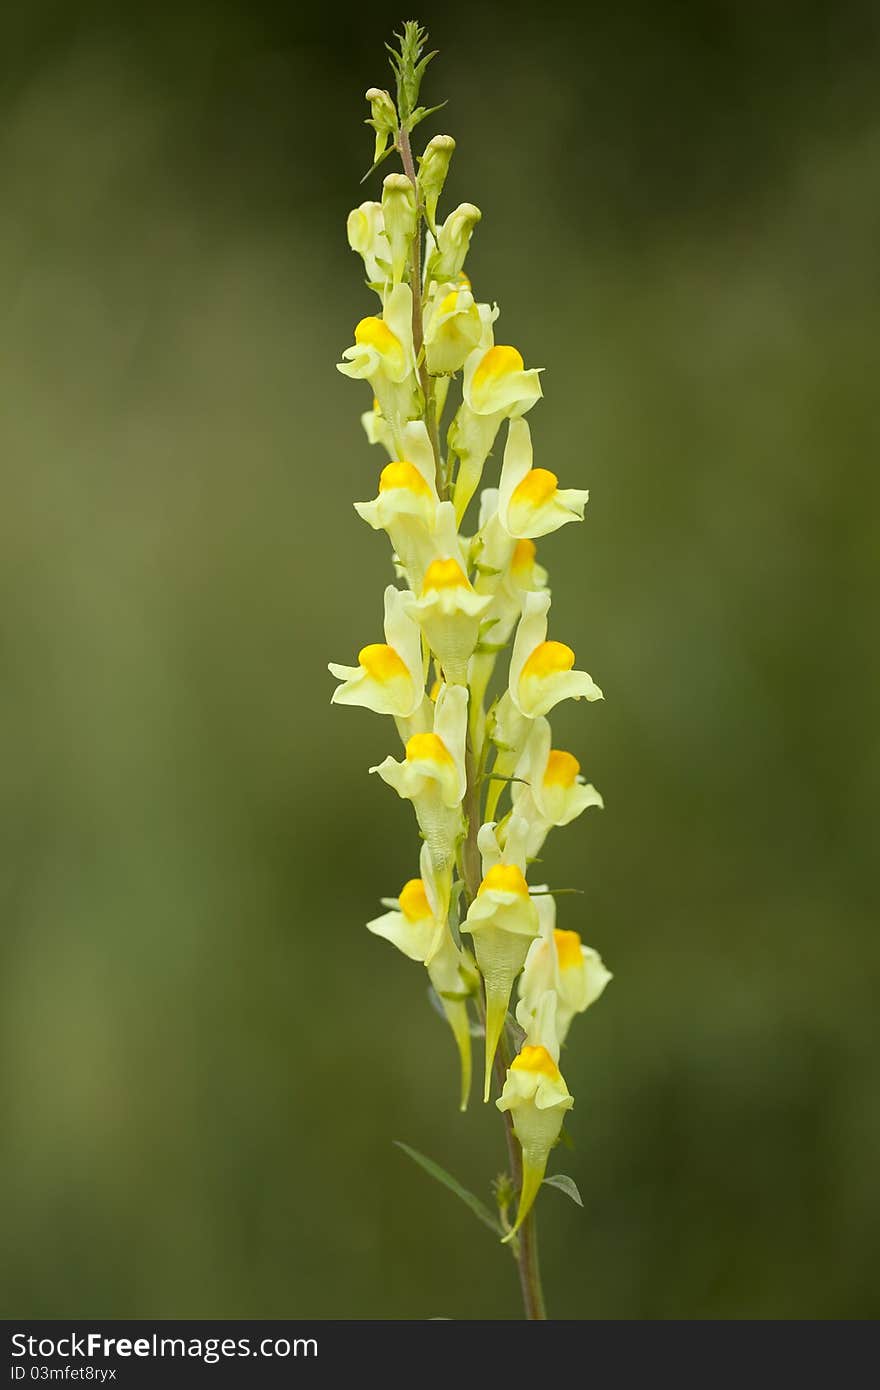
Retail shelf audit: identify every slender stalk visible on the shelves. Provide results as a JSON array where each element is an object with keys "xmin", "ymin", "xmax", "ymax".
[
  {"xmin": 462, "ymin": 749, "xmax": 548, "ymax": 1320},
  {"xmin": 493, "ymin": 1041, "xmax": 547, "ymax": 1320},
  {"xmin": 397, "ymin": 124, "xmax": 446, "ymax": 498}
]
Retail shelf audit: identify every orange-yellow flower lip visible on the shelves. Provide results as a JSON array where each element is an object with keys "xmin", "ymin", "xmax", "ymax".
[
  {"xmin": 472, "ymin": 344, "xmax": 524, "ymax": 392},
  {"xmin": 355, "ymin": 316, "xmax": 400, "ymax": 354},
  {"xmin": 422, "ymin": 557, "xmax": 470, "ymax": 594},
  {"xmin": 510, "ymin": 467, "xmax": 558, "ymax": 509},
  {"xmin": 478, "ymin": 863, "xmax": 529, "ymax": 898},
  {"xmin": 358, "ymin": 643, "xmax": 410, "ymax": 683},
  {"xmin": 543, "ymin": 749, "xmax": 580, "ymax": 788},
  {"xmin": 399, "ymin": 878, "xmax": 432, "ymax": 922},
  {"xmin": 521, "ymin": 640, "xmax": 575, "ymax": 680},
  {"xmin": 379, "ymin": 460, "xmax": 431, "ymax": 496},
  {"xmin": 405, "ymin": 732, "xmax": 453, "ymax": 766},
  {"xmin": 554, "ymin": 928, "xmax": 583, "ymax": 971},
  {"xmin": 511, "ymin": 1044, "xmax": 560, "ymax": 1078},
  {"xmin": 511, "ymin": 538, "xmax": 537, "ymax": 573}
]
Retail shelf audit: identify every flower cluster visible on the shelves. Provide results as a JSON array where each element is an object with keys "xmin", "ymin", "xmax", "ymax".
[{"xmin": 329, "ymin": 28, "xmax": 611, "ymax": 1244}]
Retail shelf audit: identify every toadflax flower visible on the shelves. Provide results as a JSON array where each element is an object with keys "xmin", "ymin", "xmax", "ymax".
[
  {"xmin": 368, "ymin": 843, "xmax": 477, "ymax": 1110},
  {"xmin": 354, "ymin": 420, "xmax": 440, "ymax": 585},
  {"xmin": 497, "ymin": 419, "xmax": 589, "ymax": 539},
  {"xmin": 371, "ymin": 682, "xmax": 467, "ymax": 881},
  {"xmin": 337, "ymin": 282, "xmax": 420, "ymax": 438},
  {"xmin": 329, "ymin": 22, "xmax": 613, "ymax": 1314},
  {"xmin": 403, "ymin": 502, "xmax": 492, "ymax": 683},
  {"xmin": 450, "ymin": 343, "xmax": 543, "ymax": 524},
  {"xmin": 516, "ymin": 895, "xmax": 612, "ymax": 1047},
  {"xmin": 511, "ymin": 716, "xmax": 604, "ymax": 856},
  {"xmin": 509, "ymin": 590, "xmax": 604, "ymax": 718},
  {"xmin": 497, "ymin": 1042, "xmax": 574, "ymax": 1242},
  {"xmin": 328, "ymin": 583, "xmax": 428, "ymax": 734},
  {"xmin": 461, "ymin": 816, "xmax": 539, "ymax": 1100}
]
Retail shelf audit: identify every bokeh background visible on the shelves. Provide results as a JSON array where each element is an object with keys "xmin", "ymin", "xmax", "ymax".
[{"xmin": 1, "ymin": 0, "xmax": 878, "ymax": 1319}]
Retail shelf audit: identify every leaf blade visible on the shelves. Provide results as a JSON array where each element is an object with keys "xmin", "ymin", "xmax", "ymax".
[
  {"xmin": 394, "ymin": 1140, "xmax": 501, "ymax": 1234},
  {"xmin": 542, "ymin": 1173, "xmax": 584, "ymax": 1207}
]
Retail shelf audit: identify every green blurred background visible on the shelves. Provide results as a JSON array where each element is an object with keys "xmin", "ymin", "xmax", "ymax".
[{"xmin": 1, "ymin": 0, "xmax": 878, "ymax": 1319}]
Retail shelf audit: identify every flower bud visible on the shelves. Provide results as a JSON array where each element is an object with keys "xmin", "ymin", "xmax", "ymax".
[
  {"xmin": 418, "ymin": 134, "xmax": 455, "ymax": 231},
  {"xmin": 426, "ymin": 202, "xmax": 481, "ymax": 283},
  {"xmin": 346, "ymin": 201, "xmax": 389, "ymax": 287},
  {"xmin": 382, "ymin": 173, "xmax": 418, "ymax": 283},
  {"xmin": 365, "ymin": 87, "xmax": 398, "ymax": 163}
]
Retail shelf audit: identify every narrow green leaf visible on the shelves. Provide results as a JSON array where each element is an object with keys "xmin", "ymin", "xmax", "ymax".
[
  {"xmin": 543, "ymin": 1173, "xmax": 584, "ymax": 1207},
  {"xmin": 394, "ymin": 1141, "xmax": 501, "ymax": 1234},
  {"xmin": 359, "ymin": 145, "xmax": 397, "ymax": 185}
]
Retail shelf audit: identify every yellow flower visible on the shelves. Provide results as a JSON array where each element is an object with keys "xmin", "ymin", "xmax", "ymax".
[
  {"xmin": 497, "ymin": 1042, "xmax": 573, "ymax": 1242},
  {"xmin": 423, "ymin": 281, "xmax": 484, "ymax": 376},
  {"xmin": 461, "ymin": 817, "xmax": 539, "ymax": 1100},
  {"xmin": 337, "ymin": 283, "xmax": 419, "ymax": 430},
  {"xmin": 367, "ymin": 843, "xmax": 476, "ymax": 1109},
  {"xmin": 497, "ymin": 420, "xmax": 589, "ymax": 538},
  {"xmin": 328, "ymin": 583, "xmax": 427, "ymax": 722},
  {"xmin": 371, "ymin": 684, "xmax": 468, "ymax": 875},
  {"xmin": 516, "ymin": 893, "xmax": 612, "ymax": 1046},
  {"xmin": 509, "ymin": 591, "xmax": 603, "ymax": 718},
  {"xmin": 354, "ymin": 421, "xmax": 440, "ymax": 586},
  {"xmin": 346, "ymin": 201, "xmax": 390, "ymax": 288},
  {"xmin": 510, "ymin": 716, "xmax": 603, "ymax": 855},
  {"xmin": 403, "ymin": 502, "xmax": 492, "ymax": 683},
  {"xmin": 463, "ymin": 345, "xmax": 543, "ymax": 418},
  {"xmin": 450, "ymin": 345, "xmax": 542, "ymax": 523}
]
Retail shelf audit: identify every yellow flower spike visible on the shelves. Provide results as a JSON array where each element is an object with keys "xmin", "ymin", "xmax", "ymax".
[
  {"xmin": 333, "ymin": 28, "xmax": 614, "ymax": 1313},
  {"xmin": 497, "ymin": 1043, "xmax": 574, "ymax": 1243}
]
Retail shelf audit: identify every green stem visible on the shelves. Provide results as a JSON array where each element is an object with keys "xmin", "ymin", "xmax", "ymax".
[
  {"xmin": 462, "ymin": 743, "xmax": 548, "ymax": 1321},
  {"xmin": 397, "ymin": 123, "xmax": 446, "ymax": 499}
]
